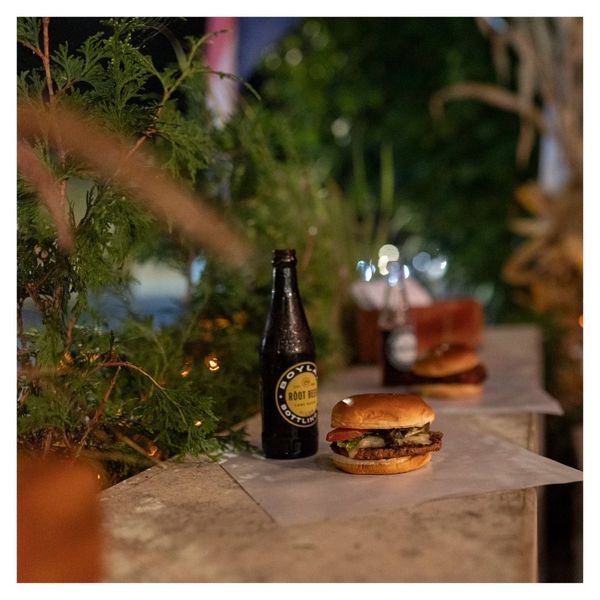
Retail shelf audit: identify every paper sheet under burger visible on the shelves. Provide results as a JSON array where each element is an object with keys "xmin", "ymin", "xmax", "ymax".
[
  {"xmin": 332, "ymin": 364, "xmax": 563, "ymax": 416},
  {"xmin": 220, "ymin": 413, "xmax": 582, "ymax": 526},
  {"xmin": 328, "ymin": 326, "xmax": 564, "ymax": 416}
]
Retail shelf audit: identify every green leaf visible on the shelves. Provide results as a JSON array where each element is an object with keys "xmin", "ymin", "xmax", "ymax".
[{"xmin": 17, "ymin": 17, "xmax": 41, "ymax": 49}]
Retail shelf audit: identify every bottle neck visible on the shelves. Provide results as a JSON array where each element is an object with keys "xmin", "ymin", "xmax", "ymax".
[
  {"xmin": 263, "ymin": 261, "xmax": 314, "ymax": 356},
  {"xmin": 273, "ymin": 264, "xmax": 299, "ymax": 297},
  {"xmin": 378, "ymin": 261, "xmax": 414, "ymax": 330}
]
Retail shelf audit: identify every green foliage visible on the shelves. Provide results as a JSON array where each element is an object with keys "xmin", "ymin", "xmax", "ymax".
[
  {"xmin": 17, "ymin": 17, "xmax": 42, "ymax": 49},
  {"xmin": 218, "ymin": 107, "xmax": 356, "ymax": 370},
  {"xmin": 17, "ymin": 17, "xmax": 349, "ymax": 484},
  {"xmin": 17, "ymin": 17, "xmax": 261, "ymax": 482},
  {"xmin": 25, "ymin": 17, "xmax": 524, "ymax": 483},
  {"xmin": 251, "ymin": 17, "xmax": 538, "ymax": 321}
]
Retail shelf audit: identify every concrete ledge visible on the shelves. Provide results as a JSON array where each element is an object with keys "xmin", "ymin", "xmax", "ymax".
[
  {"xmin": 101, "ymin": 326, "xmax": 544, "ymax": 582},
  {"xmin": 102, "ymin": 446, "xmax": 537, "ymax": 582}
]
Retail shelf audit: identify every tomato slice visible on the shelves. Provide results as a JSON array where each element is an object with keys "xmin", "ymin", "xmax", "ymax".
[{"xmin": 325, "ymin": 428, "xmax": 368, "ymax": 442}]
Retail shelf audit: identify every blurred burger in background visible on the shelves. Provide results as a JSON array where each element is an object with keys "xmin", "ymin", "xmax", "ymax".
[{"xmin": 411, "ymin": 343, "xmax": 487, "ymax": 398}]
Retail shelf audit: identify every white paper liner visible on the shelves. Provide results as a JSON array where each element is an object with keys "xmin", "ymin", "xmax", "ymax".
[
  {"xmin": 328, "ymin": 327, "xmax": 564, "ymax": 415},
  {"xmin": 221, "ymin": 414, "xmax": 582, "ymax": 526},
  {"xmin": 350, "ymin": 278, "xmax": 433, "ymax": 310},
  {"xmin": 334, "ymin": 366, "xmax": 564, "ymax": 416}
]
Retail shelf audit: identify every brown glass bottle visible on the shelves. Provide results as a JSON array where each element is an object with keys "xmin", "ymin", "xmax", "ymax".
[
  {"xmin": 260, "ymin": 249, "xmax": 318, "ymax": 459},
  {"xmin": 379, "ymin": 260, "xmax": 418, "ymax": 385}
]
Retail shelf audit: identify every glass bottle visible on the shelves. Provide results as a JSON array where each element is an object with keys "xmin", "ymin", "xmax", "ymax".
[
  {"xmin": 260, "ymin": 249, "xmax": 318, "ymax": 458},
  {"xmin": 379, "ymin": 260, "xmax": 418, "ymax": 385}
]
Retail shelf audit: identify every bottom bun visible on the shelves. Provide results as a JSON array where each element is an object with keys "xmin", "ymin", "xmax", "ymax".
[
  {"xmin": 420, "ymin": 383, "xmax": 482, "ymax": 398},
  {"xmin": 331, "ymin": 451, "xmax": 432, "ymax": 475}
]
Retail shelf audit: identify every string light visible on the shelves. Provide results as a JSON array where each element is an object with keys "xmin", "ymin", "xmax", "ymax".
[
  {"xmin": 204, "ymin": 354, "xmax": 220, "ymax": 372},
  {"xmin": 199, "ymin": 319, "xmax": 213, "ymax": 330},
  {"xmin": 147, "ymin": 445, "xmax": 159, "ymax": 457},
  {"xmin": 233, "ymin": 311, "xmax": 248, "ymax": 326},
  {"xmin": 194, "ymin": 420, "xmax": 203, "ymax": 428}
]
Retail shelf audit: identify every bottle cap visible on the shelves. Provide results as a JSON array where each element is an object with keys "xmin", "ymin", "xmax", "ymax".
[{"xmin": 272, "ymin": 249, "xmax": 297, "ymax": 266}]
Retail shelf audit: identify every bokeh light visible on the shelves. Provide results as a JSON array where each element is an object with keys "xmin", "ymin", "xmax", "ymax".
[
  {"xmin": 285, "ymin": 47, "xmax": 303, "ymax": 66},
  {"xmin": 356, "ymin": 260, "xmax": 376, "ymax": 282},
  {"xmin": 204, "ymin": 354, "xmax": 221, "ymax": 372},
  {"xmin": 425, "ymin": 255, "xmax": 449, "ymax": 280},
  {"xmin": 331, "ymin": 117, "xmax": 350, "ymax": 138},
  {"xmin": 412, "ymin": 251, "xmax": 432, "ymax": 272},
  {"xmin": 377, "ymin": 244, "xmax": 400, "ymax": 275}
]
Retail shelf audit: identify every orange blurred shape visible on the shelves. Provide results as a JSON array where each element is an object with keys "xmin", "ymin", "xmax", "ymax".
[
  {"xmin": 355, "ymin": 298, "xmax": 484, "ymax": 363},
  {"xmin": 17, "ymin": 453, "xmax": 104, "ymax": 582},
  {"xmin": 411, "ymin": 298, "xmax": 484, "ymax": 352}
]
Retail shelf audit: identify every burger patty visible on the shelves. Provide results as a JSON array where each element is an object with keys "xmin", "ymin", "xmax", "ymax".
[
  {"xmin": 392, "ymin": 364, "xmax": 487, "ymax": 386},
  {"xmin": 332, "ymin": 431, "xmax": 443, "ymax": 460}
]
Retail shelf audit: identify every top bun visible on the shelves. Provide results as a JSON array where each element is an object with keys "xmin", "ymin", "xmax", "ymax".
[
  {"xmin": 330, "ymin": 393, "xmax": 434, "ymax": 429},
  {"xmin": 413, "ymin": 343, "xmax": 479, "ymax": 377}
]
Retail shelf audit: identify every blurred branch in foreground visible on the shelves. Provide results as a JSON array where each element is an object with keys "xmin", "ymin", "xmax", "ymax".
[
  {"xmin": 17, "ymin": 101, "xmax": 253, "ymax": 267},
  {"xmin": 17, "ymin": 139, "xmax": 74, "ymax": 251}
]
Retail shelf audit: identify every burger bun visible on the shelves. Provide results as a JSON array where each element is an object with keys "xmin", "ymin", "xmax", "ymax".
[
  {"xmin": 413, "ymin": 343, "xmax": 479, "ymax": 377},
  {"xmin": 330, "ymin": 393, "xmax": 434, "ymax": 430},
  {"xmin": 331, "ymin": 452, "xmax": 432, "ymax": 475},
  {"xmin": 420, "ymin": 383, "xmax": 483, "ymax": 398}
]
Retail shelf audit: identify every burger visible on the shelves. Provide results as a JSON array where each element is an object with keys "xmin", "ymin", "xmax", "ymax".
[
  {"xmin": 410, "ymin": 343, "xmax": 487, "ymax": 398},
  {"xmin": 326, "ymin": 393, "xmax": 442, "ymax": 475}
]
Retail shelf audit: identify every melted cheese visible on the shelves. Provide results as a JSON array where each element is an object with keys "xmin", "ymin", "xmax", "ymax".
[
  {"xmin": 348, "ymin": 435, "xmax": 385, "ymax": 458},
  {"xmin": 404, "ymin": 432, "xmax": 431, "ymax": 445}
]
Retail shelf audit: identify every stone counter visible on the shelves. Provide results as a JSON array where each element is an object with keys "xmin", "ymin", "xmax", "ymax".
[{"xmin": 100, "ymin": 326, "xmax": 545, "ymax": 582}]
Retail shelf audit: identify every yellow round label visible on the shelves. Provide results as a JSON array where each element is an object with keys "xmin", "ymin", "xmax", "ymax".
[{"xmin": 275, "ymin": 361, "xmax": 318, "ymax": 427}]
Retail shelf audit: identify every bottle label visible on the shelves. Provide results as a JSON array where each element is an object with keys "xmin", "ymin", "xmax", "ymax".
[
  {"xmin": 386, "ymin": 328, "xmax": 418, "ymax": 369},
  {"xmin": 275, "ymin": 361, "xmax": 318, "ymax": 428}
]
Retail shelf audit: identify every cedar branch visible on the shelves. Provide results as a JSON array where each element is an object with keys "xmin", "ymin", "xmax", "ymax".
[
  {"xmin": 18, "ymin": 102, "xmax": 252, "ymax": 267},
  {"xmin": 94, "ymin": 361, "xmax": 165, "ymax": 390},
  {"xmin": 74, "ymin": 366, "xmax": 121, "ymax": 460},
  {"xmin": 113, "ymin": 431, "xmax": 166, "ymax": 468},
  {"xmin": 42, "ymin": 18, "xmax": 55, "ymax": 103}
]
